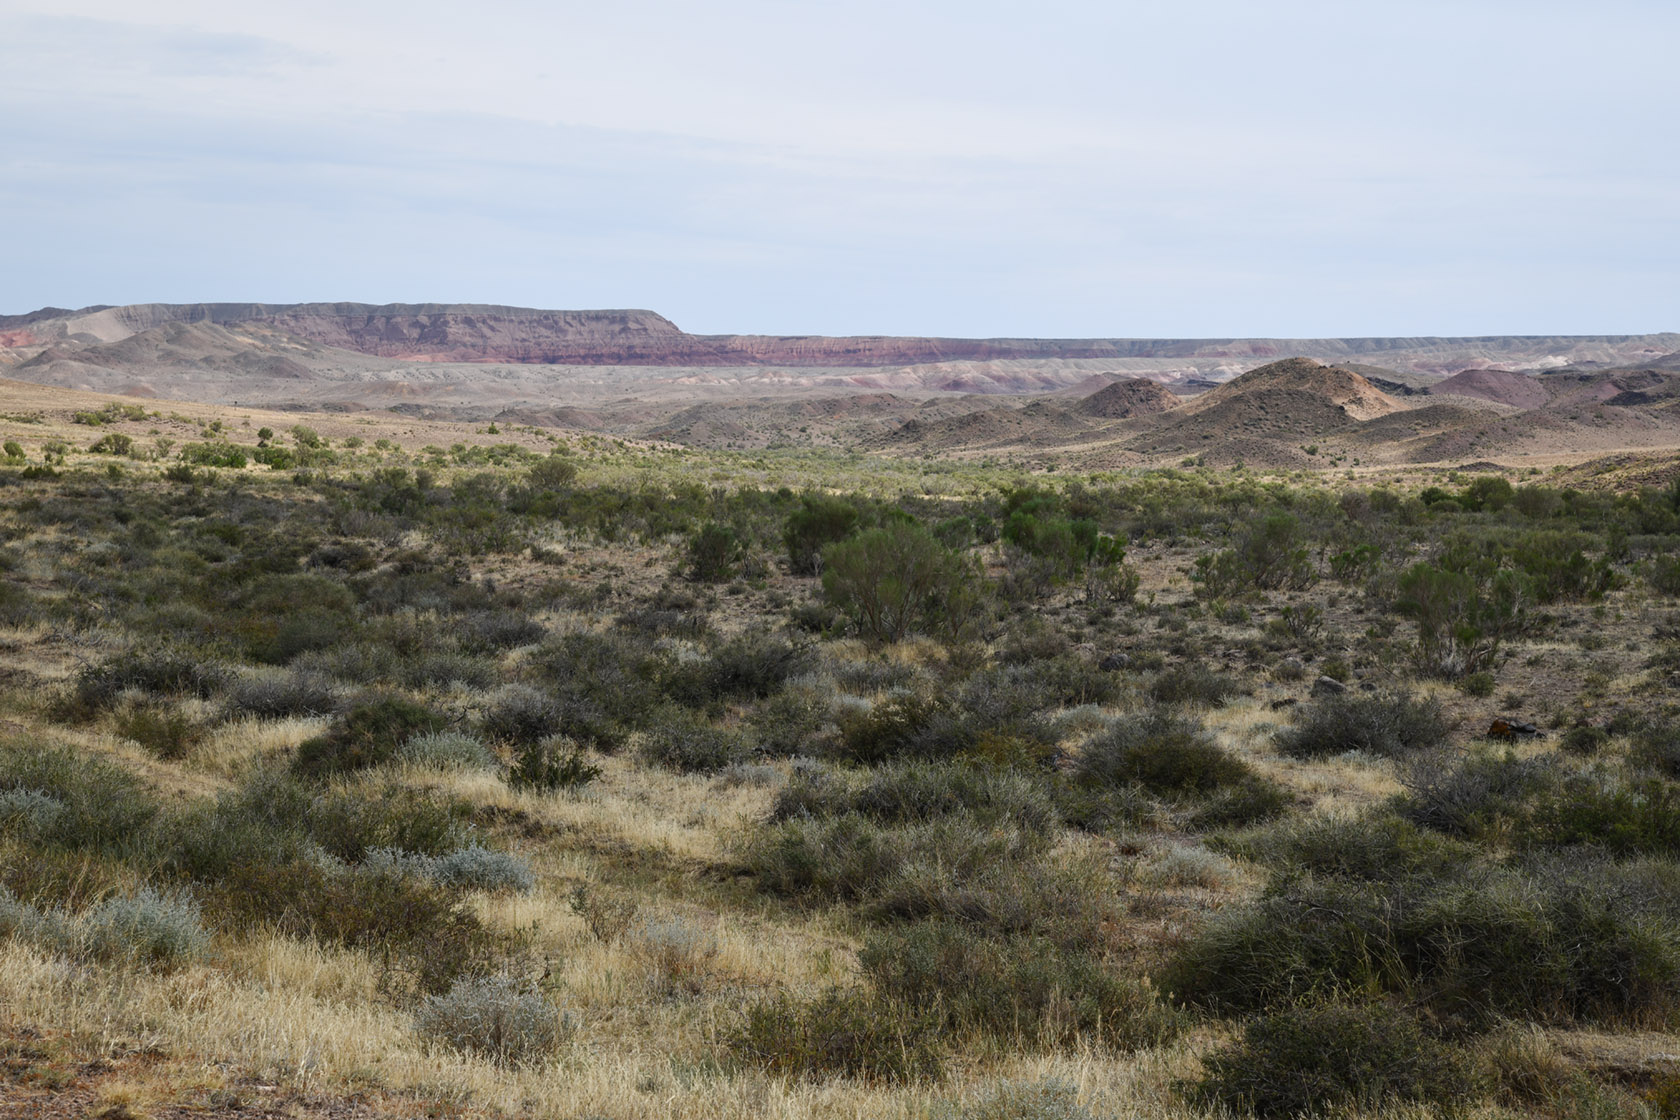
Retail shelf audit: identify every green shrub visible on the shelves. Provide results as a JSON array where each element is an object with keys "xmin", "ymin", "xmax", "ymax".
[
  {"xmin": 0, "ymin": 743, "xmax": 157, "ymax": 855},
  {"xmin": 529, "ymin": 630, "xmax": 660, "ymax": 740},
  {"xmin": 2, "ymin": 440, "xmax": 22, "ymax": 460},
  {"xmin": 207, "ymin": 859, "xmax": 491, "ymax": 994},
  {"xmin": 292, "ymin": 694, "xmax": 447, "ymax": 779},
  {"xmin": 305, "ymin": 784, "xmax": 470, "ymax": 863},
  {"xmin": 858, "ymin": 921, "xmax": 1178, "ymax": 1050},
  {"xmin": 223, "ymin": 669, "xmax": 340, "ymax": 719},
  {"xmin": 661, "ymin": 631, "xmax": 813, "ymax": 708},
  {"xmin": 457, "ymin": 610, "xmax": 546, "ymax": 652},
  {"xmin": 416, "ymin": 974, "xmax": 567, "ymax": 1066},
  {"xmin": 1460, "ymin": 670, "xmax": 1496, "ymax": 698},
  {"xmin": 1187, "ymin": 1003, "xmax": 1477, "ymax": 1119},
  {"xmin": 1241, "ymin": 812, "xmax": 1472, "ymax": 883},
  {"xmin": 740, "ymin": 812, "xmax": 1013, "ymax": 903},
  {"xmin": 1395, "ymin": 560, "xmax": 1525, "ymax": 678},
  {"xmin": 821, "ymin": 522, "xmax": 983, "ymax": 643},
  {"xmin": 1148, "ymin": 664, "xmax": 1241, "ymax": 707},
  {"xmin": 1162, "ymin": 865, "xmax": 1680, "ymax": 1028},
  {"xmin": 687, "ymin": 522, "xmax": 743, "ymax": 582},
  {"xmin": 80, "ymin": 887, "xmax": 209, "ymax": 968},
  {"xmin": 114, "ymin": 704, "xmax": 205, "ymax": 761},
  {"xmin": 638, "ymin": 711, "xmax": 750, "ymax": 774},
  {"xmin": 785, "ymin": 495, "xmax": 861, "ymax": 576},
  {"xmin": 1400, "ymin": 750, "xmax": 1555, "ymax": 838},
  {"xmin": 234, "ymin": 573, "xmax": 359, "ymax": 664},
  {"xmin": 177, "ymin": 441, "xmax": 247, "ymax": 468},
  {"xmin": 749, "ymin": 684, "xmax": 834, "ymax": 757},
  {"xmin": 524, "ymin": 453, "xmax": 578, "ymax": 491},
  {"xmin": 1075, "ymin": 710, "xmax": 1251, "ymax": 795},
  {"xmin": 365, "ymin": 844, "xmax": 535, "ymax": 893},
  {"xmin": 509, "ymin": 738, "xmax": 601, "ymax": 791},
  {"xmin": 1628, "ymin": 719, "xmax": 1680, "ymax": 777},
  {"xmin": 67, "ymin": 649, "xmax": 227, "ymax": 716},
  {"xmin": 1274, "ymin": 690, "xmax": 1448, "ymax": 760},
  {"xmin": 730, "ymin": 987, "xmax": 943, "ymax": 1083},
  {"xmin": 568, "ymin": 884, "xmax": 639, "ymax": 944},
  {"xmin": 830, "ymin": 692, "xmax": 959, "ymax": 764},
  {"xmin": 0, "ymin": 886, "xmax": 76, "ymax": 954},
  {"xmin": 1194, "ymin": 514, "xmax": 1315, "ymax": 597},
  {"xmin": 1561, "ymin": 724, "xmax": 1609, "ymax": 756},
  {"xmin": 479, "ymin": 685, "xmax": 561, "ymax": 747},
  {"xmin": 771, "ymin": 760, "xmax": 1055, "ymax": 833},
  {"xmin": 400, "ymin": 651, "xmax": 499, "ymax": 691},
  {"xmin": 1647, "ymin": 557, "xmax": 1680, "ymax": 597}
]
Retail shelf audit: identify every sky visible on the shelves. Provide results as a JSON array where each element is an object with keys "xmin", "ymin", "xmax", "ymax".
[{"xmin": 2, "ymin": 0, "xmax": 1676, "ymax": 338}]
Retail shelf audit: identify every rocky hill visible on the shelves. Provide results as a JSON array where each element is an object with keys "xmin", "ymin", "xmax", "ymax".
[
  {"xmin": 1075, "ymin": 378, "xmax": 1180, "ymax": 419},
  {"xmin": 1428, "ymin": 368, "xmax": 1552, "ymax": 409}
]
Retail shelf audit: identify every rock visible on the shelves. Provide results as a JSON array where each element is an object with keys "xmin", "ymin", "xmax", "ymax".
[
  {"xmin": 1269, "ymin": 697, "xmax": 1298, "ymax": 711},
  {"xmin": 1487, "ymin": 718, "xmax": 1540, "ymax": 740},
  {"xmin": 1280, "ymin": 657, "xmax": 1305, "ymax": 676},
  {"xmin": 1312, "ymin": 675, "xmax": 1346, "ymax": 696},
  {"xmin": 1098, "ymin": 653, "xmax": 1131, "ymax": 671}
]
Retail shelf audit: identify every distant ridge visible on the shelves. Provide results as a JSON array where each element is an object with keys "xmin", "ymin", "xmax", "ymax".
[{"xmin": 1, "ymin": 302, "xmax": 1675, "ymax": 373}]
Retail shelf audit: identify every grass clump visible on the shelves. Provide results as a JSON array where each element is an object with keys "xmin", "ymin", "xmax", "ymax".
[
  {"xmin": 770, "ymin": 759, "xmax": 1055, "ymax": 833},
  {"xmin": 79, "ymin": 886, "xmax": 210, "ymax": 968},
  {"xmin": 292, "ymin": 693, "xmax": 448, "ymax": 779},
  {"xmin": 397, "ymin": 731, "xmax": 499, "ymax": 771},
  {"xmin": 1148, "ymin": 664, "xmax": 1241, "ymax": 707},
  {"xmin": 1186, "ymin": 1003, "xmax": 1478, "ymax": 1119},
  {"xmin": 1274, "ymin": 689, "xmax": 1448, "ymax": 760},
  {"xmin": 1075, "ymin": 710, "xmax": 1247, "ymax": 794},
  {"xmin": 637, "ymin": 711, "xmax": 751, "ymax": 774},
  {"xmin": 625, "ymin": 914, "xmax": 719, "ymax": 996},
  {"xmin": 1067, "ymin": 709, "xmax": 1288, "ymax": 829},
  {"xmin": 114, "ymin": 703, "xmax": 206, "ymax": 761},
  {"xmin": 1161, "ymin": 863, "xmax": 1680, "ymax": 1029},
  {"xmin": 0, "ymin": 743, "xmax": 158, "ymax": 855},
  {"xmin": 223, "ymin": 668, "xmax": 340, "ymax": 719},
  {"xmin": 478, "ymin": 684, "xmax": 562, "ymax": 747},
  {"xmin": 365, "ymin": 844, "xmax": 535, "ymax": 893},
  {"xmin": 63, "ymin": 649, "xmax": 227, "ymax": 718},
  {"xmin": 931, "ymin": 1079, "xmax": 1096, "ymax": 1120},
  {"xmin": 568, "ymin": 884, "xmax": 639, "ymax": 943},
  {"xmin": 730, "ymin": 987, "xmax": 943, "ymax": 1083},
  {"xmin": 416, "ymin": 974, "xmax": 568, "ymax": 1066},
  {"xmin": 509, "ymin": 737, "xmax": 601, "ymax": 791},
  {"xmin": 858, "ymin": 920, "xmax": 1179, "ymax": 1051},
  {"xmin": 0, "ymin": 885, "xmax": 208, "ymax": 970}
]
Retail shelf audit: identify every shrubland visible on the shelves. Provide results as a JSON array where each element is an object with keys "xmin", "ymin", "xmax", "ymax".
[{"xmin": 1, "ymin": 405, "xmax": 1678, "ymax": 1118}]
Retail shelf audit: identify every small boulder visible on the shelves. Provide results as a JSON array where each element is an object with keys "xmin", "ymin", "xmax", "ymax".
[
  {"xmin": 1098, "ymin": 653, "xmax": 1131, "ymax": 672},
  {"xmin": 1269, "ymin": 697, "xmax": 1299, "ymax": 711},
  {"xmin": 1312, "ymin": 675, "xmax": 1347, "ymax": 696}
]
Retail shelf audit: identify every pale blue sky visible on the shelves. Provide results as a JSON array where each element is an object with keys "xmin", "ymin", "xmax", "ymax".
[{"xmin": 2, "ymin": 1, "xmax": 1676, "ymax": 337}]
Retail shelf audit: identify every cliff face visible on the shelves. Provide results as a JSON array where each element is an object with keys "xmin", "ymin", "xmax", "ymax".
[{"xmin": 254, "ymin": 306, "xmax": 688, "ymax": 364}]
